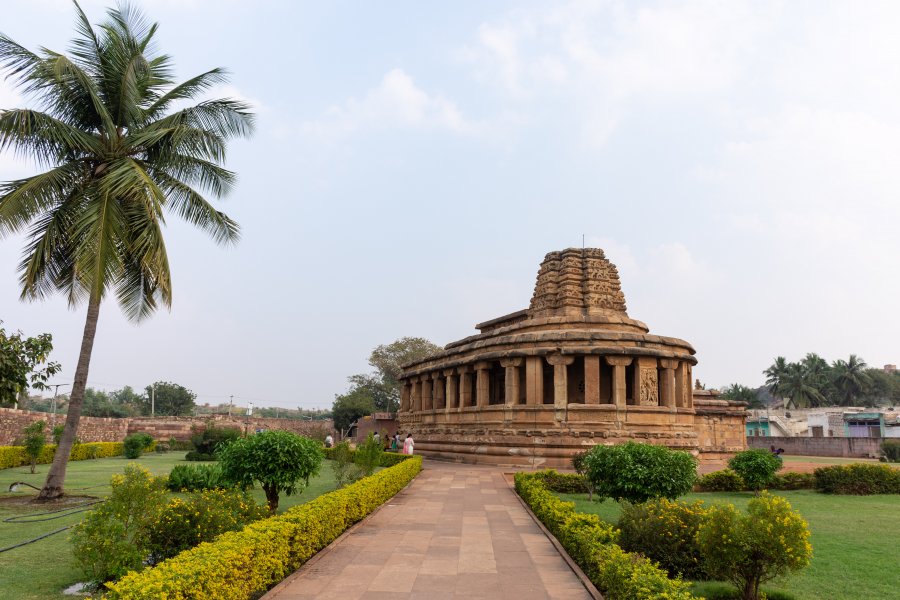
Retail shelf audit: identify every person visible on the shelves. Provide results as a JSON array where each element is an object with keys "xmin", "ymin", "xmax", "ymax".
[
  {"xmin": 373, "ymin": 431, "xmax": 380, "ymax": 444},
  {"xmin": 392, "ymin": 433, "xmax": 400, "ymax": 451},
  {"xmin": 324, "ymin": 434, "xmax": 333, "ymax": 448},
  {"xmin": 403, "ymin": 433, "xmax": 414, "ymax": 455}
]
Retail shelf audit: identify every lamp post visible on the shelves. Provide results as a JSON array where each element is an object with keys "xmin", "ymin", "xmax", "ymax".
[{"xmin": 49, "ymin": 383, "xmax": 70, "ymax": 426}]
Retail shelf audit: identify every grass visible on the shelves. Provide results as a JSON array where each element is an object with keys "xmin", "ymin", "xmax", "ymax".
[
  {"xmin": 0, "ymin": 452, "xmax": 340, "ymax": 600},
  {"xmin": 556, "ymin": 489, "xmax": 900, "ymax": 600},
  {"xmin": 780, "ymin": 455, "xmax": 882, "ymax": 466}
]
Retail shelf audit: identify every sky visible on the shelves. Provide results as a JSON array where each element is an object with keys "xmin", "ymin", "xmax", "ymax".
[{"xmin": 1, "ymin": 0, "xmax": 898, "ymax": 411}]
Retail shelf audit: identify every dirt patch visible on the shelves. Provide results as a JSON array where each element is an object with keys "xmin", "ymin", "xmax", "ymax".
[{"xmin": 0, "ymin": 494, "xmax": 98, "ymax": 508}]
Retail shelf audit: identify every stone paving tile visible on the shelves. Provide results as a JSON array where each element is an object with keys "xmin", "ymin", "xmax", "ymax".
[{"xmin": 264, "ymin": 460, "xmax": 592, "ymax": 600}]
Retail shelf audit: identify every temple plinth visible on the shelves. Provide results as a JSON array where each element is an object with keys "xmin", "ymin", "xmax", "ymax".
[{"xmin": 397, "ymin": 248, "xmax": 745, "ymax": 467}]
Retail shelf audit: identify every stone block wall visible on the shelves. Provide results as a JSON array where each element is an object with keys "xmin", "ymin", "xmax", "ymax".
[
  {"xmin": 0, "ymin": 407, "xmax": 332, "ymax": 446},
  {"xmin": 747, "ymin": 435, "xmax": 883, "ymax": 458},
  {"xmin": 0, "ymin": 407, "xmax": 128, "ymax": 445}
]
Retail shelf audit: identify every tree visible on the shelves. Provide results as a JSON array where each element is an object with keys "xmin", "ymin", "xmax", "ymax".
[
  {"xmin": 831, "ymin": 355, "xmax": 870, "ymax": 407},
  {"xmin": 0, "ymin": 322, "xmax": 61, "ymax": 407},
  {"xmin": 218, "ymin": 431, "xmax": 323, "ymax": 512},
  {"xmin": 582, "ymin": 441, "xmax": 697, "ymax": 504},
  {"xmin": 346, "ymin": 373, "xmax": 395, "ymax": 412},
  {"xmin": 364, "ymin": 336, "xmax": 441, "ymax": 412},
  {"xmin": 728, "ymin": 449, "xmax": 782, "ymax": 492},
  {"xmin": 720, "ymin": 384, "xmax": 763, "ymax": 408},
  {"xmin": 144, "ymin": 381, "xmax": 196, "ymax": 416},
  {"xmin": 780, "ymin": 362, "xmax": 826, "ymax": 409},
  {"xmin": 332, "ymin": 388, "xmax": 375, "ymax": 433},
  {"xmin": 81, "ymin": 387, "xmax": 133, "ymax": 417},
  {"xmin": 22, "ymin": 420, "xmax": 47, "ymax": 473},
  {"xmin": 0, "ymin": 3, "xmax": 253, "ymax": 499},
  {"xmin": 763, "ymin": 356, "xmax": 789, "ymax": 404}
]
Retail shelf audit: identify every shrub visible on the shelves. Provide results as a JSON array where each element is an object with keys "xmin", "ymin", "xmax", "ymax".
[
  {"xmin": 583, "ymin": 441, "xmax": 697, "ymax": 503},
  {"xmin": 814, "ymin": 463, "xmax": 900, "ymax": 495},
  {"xmin": 881, "ymin": 440, "xmax": 900, "ymax": 462},
  {"xmin": 354, "ymin": 433, "xmax": 383, "ymax": 477},
  {"xmin": 696, "ymin": 469, "xmax": 745, "ymax": 492},
  {"xmin": 123, "ymin": 433, "xmax": 154, "ymax": 459},
  {"xmin": 533, "ymin": 469, "xmax": 588, "ymax": 494},
  {"xmin": 514, "ymin": 471, "xmax": 695, "ymax": 600},
  {"xmin": 166, "ymin": 463, "xmax": 232, "ymax": 492},
  {"xmin": 71, "ymin": 465, "xmax": 168, "ymax": 584},
  {"xmin": 146, "ymin": 489, "xmax": 267, "ymax": 563},
  {"xmin": 106, "ymin": 456, "xmax": 423, "ymax": 599},
  {"xmin": 770, "ymin": 472, "xmax": 815, "ymax": 491},
  {"xmin": 189, "ymin": 423, "xmax": 241, "ymax": 458},
  {"xmin": 618, "ymin": 498, "xmax": 710, "ymax": 580},
  {"xmin": 52, "ymin": 424, "xmax": 65, "ymax": 445},
  {"xmin": 572, "ymin": 450, "xmax": 595, "ymax": 499},
  {"xmin": 692, "ymin": 582, "xmax": 797, "ymax": 600},
  {"xmin": 0, "ymin": 441, "xmax": 124, "ymax": 469},
  {"xmin": 697, "ymin": 492, "xmax": 812, "ymax": 600},
  {"xmin": 331, "ymin": 441, "xmax": 360, "ymax": 488},
  {"xmin": 185, "ymin": 450, "xmax": 215, "ymax": 461},
  {"xmin": 218, "ymin": 430, "xmax": 323, "ymax": 512},
  {"xmin": 728, "ymin": 449, "xmax": 782, "ymax": 492},
  {"xmin": 22, "ymin": 420, "xmax": 47, "ymax": 474}
]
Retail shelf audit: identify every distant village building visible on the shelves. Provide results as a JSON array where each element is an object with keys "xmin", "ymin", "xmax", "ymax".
[{"xmin": 396, "ymin": 248, "xmax": 746, "ymax": 467}]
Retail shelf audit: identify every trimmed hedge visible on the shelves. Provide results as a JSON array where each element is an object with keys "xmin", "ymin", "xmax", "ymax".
[
  {"xmin": 695, "ymin": 469, "xmax": 816, "ymax": 492},
  {"xmin": 532, "ymin": 470, "xmax": 588, "ymax": 494},
  {"xmin": 515, "ymin": 470, "xmax": 696, "ymax": 600},
  {"xmin": 105, "ymin": 455, "xmax": 422, "ymax": 599},
  {"xmin": 814, "ymin": 463, "xmax": 900, "ymax": 495},
  {"xmin": 0, "ymin": 441, "xmax": 131, "ymax": 470},
  {"xmin": 321, "ymin": 446, "xmax": 409, "ymax": 467}
]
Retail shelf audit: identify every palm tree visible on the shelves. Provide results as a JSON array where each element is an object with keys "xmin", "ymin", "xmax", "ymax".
[
  {"xmin": 779, "ymin": 363, "xmax": 826, "ymax": 409},
  {"xmin": 0, "ymin": 3, "xmax": 253, "ymax": 500},
  {"xmin": 763, "ymin": 356, "xmax": 789, "ymax": 404},
  {"xmin": 831, "ymin": 355, "xmax": 870, "ymax": 407}
]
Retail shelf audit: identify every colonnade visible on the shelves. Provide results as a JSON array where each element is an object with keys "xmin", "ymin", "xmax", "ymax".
[{"xmin": 400, "ymin": 354, "xmax": 693, "ymax": 414}]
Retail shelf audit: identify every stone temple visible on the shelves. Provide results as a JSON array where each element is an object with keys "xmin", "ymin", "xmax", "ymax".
[{"xmin": 397, "ymin": 248, "xmax": 746, "ymax": 467}]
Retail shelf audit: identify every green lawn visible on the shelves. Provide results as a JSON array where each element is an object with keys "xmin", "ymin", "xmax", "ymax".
[
  {"xmin": 557, "ymin": 490, "xmax": 900, "ymax": 600},
  {"xmin": 0, "ymin": 452, "xmax": 339, "ymax": 600}
]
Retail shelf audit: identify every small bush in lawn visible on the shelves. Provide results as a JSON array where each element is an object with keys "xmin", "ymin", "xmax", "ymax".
[
  {"xmin": 354, "ymin": 433, "xmax": 383, "ymax": 477},
  {"xmin": 52, "ymin": 424, "xmax": 65, "ymax": 445},
  {"xmin": 770, "ymin": 472, "xmax": 816, "ymax": 491},
  {"xmin": 331, "ymin": 440, "xmax": 360, "ymax": 488},
  {"xmin": 71, "ymin": 464, "xmax": 168, "ymax": 583},
  {"xmin": 189, "ymin": 423, "xmax": 240, "ymax": 459},
  {"xmin": 123, "ymin": 432, "xmax": 154, "ymax": 459},
  {"xmin": 881, "ymin": 440, "xmax": 900, "ymax": 463},
  {"xmin": 583, "ymin": 441, "xmax": 697, "ymax": 503},
  {"xmin": 693, "ymin": 582, "xmax": 797, "ymax": 600},
  {"xmin": 697, "ymin": 492, "xmax": 811, "ymax": 600},
  {"xmin": 728, "ymin": 449, "xmax": 782, "ymax": 492},
  {"xmin": 166, "ymin": 463, "xmax": 231, "ymax": 491},
  {"xmin": 146, "ymin": 488, "xmax": 267, "ymax": 563},
  {"xmin": 696, "ymin": 469, "xmax": 745, "ymax": 492},
  {"xmin": 533, "ymin": 469, "xmax": 588, "ymax": 494},
  {"xmin": 618, "ymin": 498, "xmax": 710, "ymax": 580},
  {"xmin": 22, "ymin": 420, "xmax": 47, "ymax": 474},
  {"xmin": 571, "ymin": 450, "xmax": 595, "ymax": 499},
  {"xmin": 814, "ymin": 463, "xmax": 900, "ymax": 494}
]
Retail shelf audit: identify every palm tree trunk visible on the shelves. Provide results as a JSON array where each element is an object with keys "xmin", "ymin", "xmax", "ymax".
[{"xmin": 37, "ymin": 292, "xmax": 101, "ymax": 501}]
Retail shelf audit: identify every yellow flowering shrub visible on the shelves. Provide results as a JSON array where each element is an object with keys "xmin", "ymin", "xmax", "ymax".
[
  {"xmin": 697, "ymin": 492, "xmax": 812, "ymax": 600},
  {"xmin": 515, "ymin": 471, "xmax": 696, "ymax": 600},
  {"xmin": 105, "ymin": 455, "xmax": 422, "ymax": 599},
  {"xmin": 0, "ymin": 441, "xmax": 127, "ymax": 469}
]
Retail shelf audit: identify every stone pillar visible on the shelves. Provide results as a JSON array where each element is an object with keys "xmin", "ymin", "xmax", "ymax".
[
  {"xmin": 675, "ymin": 362, "xmax": 686, "ymax": 408},
  {"xmin": 637, "ymin": 357, "xmax": 659, "ymax": 406},
  {"xmin": 422, "ymin": 375, "xmax": 433, "ymax": 411},
  {"xmin": 605, "ymin": 357, "xmax": 632, "ymax": 408},
  {"xmin": 444, "ymin": 369, "xmax": 457, "ymax": 412},
  {"xmin": 687, "ymin": 366, "xmax": 694, "ymax": 408},
  {"xmin": 412, "ymin": 378, "xmax": 422, "ymax": 412},
  {"xmin": 458, "ymin": 365, "xmax": 473, "ymax": 408},
  {"xmin": 546, "ymin": 354, "xmax": 575, "ymax": 410},
  {"xmin": 525, "ymin": 356, "xmax": 544, "ymax": 405},
  {"xmin": 475, "ymin": 361, "xmax": 491, "ymax": 407},
  {"xmin": 400, "ymin": 383, "xmax": 411, "ymax": 412},
  {"xmin": 659, "ymin": 359, "xmax": 677, "ymax": 408},
  {"xmin": 501, "ymin": 358, "xmax": 523, "ymax": 405},
  {"xmin": 584, "ymin": 355, "xmax": 600, "ymax": 404},
  {"xmin": 432, "ymin": 372, "xmax": 444, "ymax": 410}
]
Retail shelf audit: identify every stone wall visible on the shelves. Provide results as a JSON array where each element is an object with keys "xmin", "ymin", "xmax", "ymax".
[
  {"xmin": 747, "ymin": 435, "xmax": 883, "ymax": 458},
  {"xmin": 127, "ymin": 415, "xmax": 334, "ymax": 441},
  {"xmin": 0, "ymin": 407, "xmax": 332, "ymax": 445},
  {"xmin": 0, "ymin": 407, "xmax": 128, "ymax": 445}
]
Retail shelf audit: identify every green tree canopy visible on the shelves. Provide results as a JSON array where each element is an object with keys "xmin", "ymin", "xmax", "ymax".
[
  {"xmin": 0, "ymin": 2, "xmax": 252, "ymax": 499},
  {"xmin": 144, "ymin": 381, "xmax": 196, "ymax": 416},
  {"xmin": 0, "ymin": 322, "xmax": 61, "ymax": 407},
  {"xmin": 218, "ymin": 430, "xmax": 323, "ymax": 512},
  {"xmin": 332, "ymin": 388, "xmax": 375, "ymax": 432}
]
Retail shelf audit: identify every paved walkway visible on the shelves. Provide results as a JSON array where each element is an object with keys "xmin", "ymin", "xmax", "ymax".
[{"xmin": 265, "ymin": 460, "xmax": 593, "ymax": 600}]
